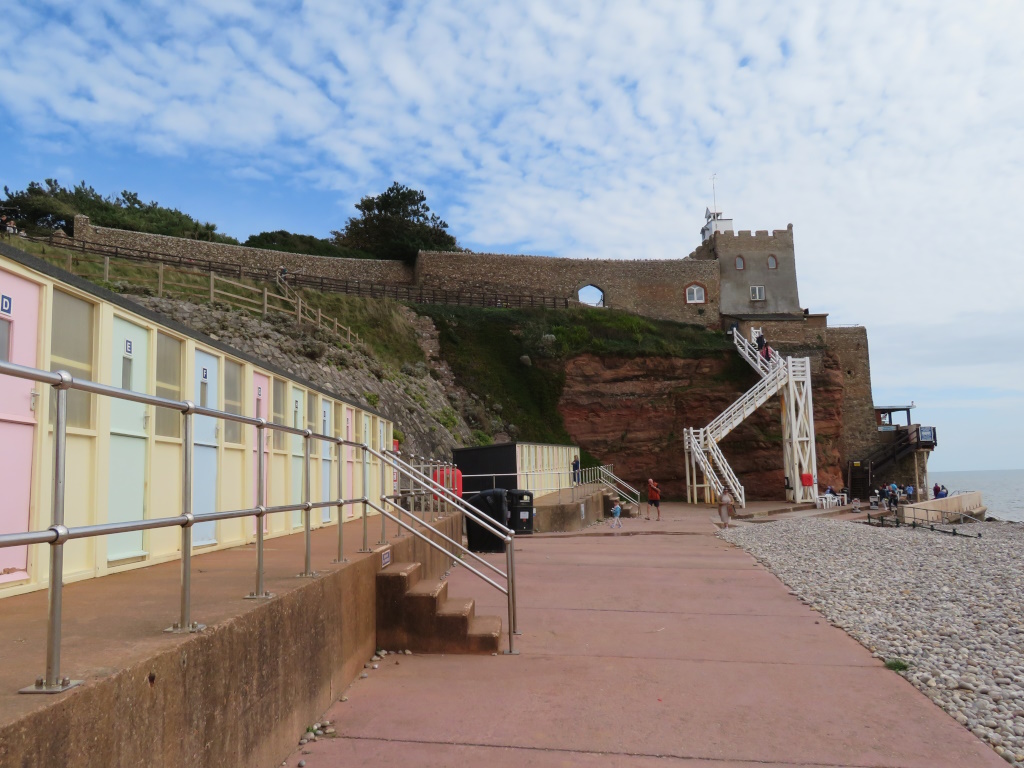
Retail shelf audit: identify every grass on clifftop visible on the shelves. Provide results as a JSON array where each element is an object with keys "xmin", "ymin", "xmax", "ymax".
[{"xmin": 416, "ymin": 305, "xmax": 734, "ymax": 445}]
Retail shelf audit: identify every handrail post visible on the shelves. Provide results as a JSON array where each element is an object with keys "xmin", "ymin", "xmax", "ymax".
[
  {"xmin": 378, "ymin": 450, "xmax": 388, "ymax": 545},
  {"xmin": 298, "ymin": 431, "xmax": 316, "ymax": 577},
  {"xmin": 360, "ymin": 444, "xmax": 370, "ymax": 552},
  {"xmin": 165, "ymin": 408, "xmax": 204, "ymax": 633},
  {"xmin": 333, "ymin": 440, "xmax": 347, "ymax": 562},
  {"xmin": 393, "ymin": 452, "xmax": 405, "ymax": 537},
  {"xmin": 509, "ymin": 534, "xmax": 520, "ymax": 635},
  {"xmin": 246, "ymin": 421, "xmax": 273, "ymax": 599},
  {"xmin": 504, "ymin": 543, "xmax": 518, "ymax": 655},
  {"xmin": 22, "ymin": 379, "xmax": 82, "ymax": 693}
]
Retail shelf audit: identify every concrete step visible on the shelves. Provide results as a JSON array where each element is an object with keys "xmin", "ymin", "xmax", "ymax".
[
  {"xmin": 436, "ymin": 597, "xmax": 476, "ymax": 638},
  {"xmin": 466, "ymin": 615, "xmax": 502, "ymax": 653},
  {"xmin": 376, "ymin": 562, "xmax": 422, "ymax": 618}
]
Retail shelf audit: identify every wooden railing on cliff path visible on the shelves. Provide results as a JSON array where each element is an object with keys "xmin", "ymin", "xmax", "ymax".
[
  {"xmin": 27, "ymin": 236, "xmax": 363, "ymax": 344},
  {"xmin": 36, "ymin": 235, "xmax": 571, "ymax": 311}
]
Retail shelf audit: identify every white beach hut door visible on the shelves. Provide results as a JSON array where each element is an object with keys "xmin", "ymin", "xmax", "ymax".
[
  {"xmin": 192, "ymin": 351, "xmax": 219, "ymax": 546},
  {"xmin": 290, "ymin": 387, "xmax": 304, "ymax": 528},
  {"xmin": 107, "ymin": 318, "xmax": 149, "ymax": 561},
  {"xmin": 0, "ymin": 271, "xmax": 39, "ymax": 583},
  {"xmin": 252, "ymin": 373, "xmax": 269, "ymax": 534}
]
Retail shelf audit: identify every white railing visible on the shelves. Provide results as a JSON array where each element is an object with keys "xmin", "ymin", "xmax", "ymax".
[
  {"xmin": 597, "ymin": 466, "xmax": 641, "ymax": 509},
  {"xmin": 702, "ymin": 432, "xmax": 745, "ymax": 507},
  {"xmin": 733, "ymin": 328, "xmax": 784, "ymax": 377},
  {"xmin": 686, "ymin": 428, "xmax": 724, "ymax": 497},
  {"xmin": 704, "ymin": 364, "xmax": 788, "ymax": 442}
]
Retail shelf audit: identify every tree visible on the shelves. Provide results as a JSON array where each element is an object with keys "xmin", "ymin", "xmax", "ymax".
[{"xmin": 331, "ymin": 182, "xmax": 458, "ymax": 264}]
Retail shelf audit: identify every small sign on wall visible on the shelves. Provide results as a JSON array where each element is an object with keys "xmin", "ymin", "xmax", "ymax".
[
  {"xmin": 257, "ymin": 385, "xmax": 263, "ymax": 398},
  {"xmin": 381, "ymin": 549, "xmax": 391, "ymax": 568},
  {"xmin": 125, "ymin": 339, "xmax": 133, "ymax": 356},
  {"xmin": 0, "ymin": 295, "xmax": 11, "ymax": 315},
  {"xmin": 201, "ymin": 367, "xmax": 209, "ymax": 381}
]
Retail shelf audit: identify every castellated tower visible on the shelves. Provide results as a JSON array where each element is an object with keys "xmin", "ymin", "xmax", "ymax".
[{"xmin": 694, "ymin": 212, "xmax": 801, "ymax": 319}]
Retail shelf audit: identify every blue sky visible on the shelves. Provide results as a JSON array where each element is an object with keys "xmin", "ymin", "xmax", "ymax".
[{"xmin": 2, "ymin": 1, "xmax": 1022, "ymax": 471}]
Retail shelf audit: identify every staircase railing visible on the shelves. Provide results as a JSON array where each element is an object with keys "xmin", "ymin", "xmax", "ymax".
[
  {"xmin": 597, "ymin": 466, "xmax": 641, "ymax": 509},
  {"xmin": 704, "ymin": 364, "xmax": 789, "ymax": 443},
  {"xmin": 702, "ymin": 431, "xmax": 745, "ymax": 507},
  {"xmin": 686, "ymin": 428, "xmax": 724, "ymax": 497},
  {"xmin": 733, "ymin": 328, "xmax": 784, "ymax": 377}
]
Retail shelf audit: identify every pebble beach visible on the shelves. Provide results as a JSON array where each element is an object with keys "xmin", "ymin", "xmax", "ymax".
[{"xmin": 720, "ymin": 519, "xmax": 1024, "ymax": 765}]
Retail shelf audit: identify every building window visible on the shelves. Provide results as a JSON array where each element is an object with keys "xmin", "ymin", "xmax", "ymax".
[
  {"xmin": 735, "ymin": 256, "xmax": 745, "ymax": 270},
  {"xmin": 272, "ymin": 379, "xmax": 286, "ymax": 449},
  {"xmin": 223, "ymin": 359, "xmax": 243, "ymax": 444},
  {"xmin": 685, "ymin": 284, "xmax": 706, "ymax": 304},
  {"xmin": 767, "ymin": 255, "xmax": 778, "ymax": 269},
  {"xmin": 750, "ymin": 285, "xmax": 766, "ymax": 301},
  {"xmin": 51, "ymin": 290, "xmax": 94, "ymax": 428},
  {"xmin": 155, "ymin": 333, "xmax": 182, "ymax": 437}
]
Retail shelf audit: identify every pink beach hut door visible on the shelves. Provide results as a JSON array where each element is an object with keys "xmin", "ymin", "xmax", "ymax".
[{"xmin": 0, "ymin": 270, "xmax": 40, "ymax": 583}]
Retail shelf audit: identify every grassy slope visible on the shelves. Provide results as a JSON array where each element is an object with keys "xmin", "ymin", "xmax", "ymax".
[{"xmin": 417, "ymin": 305, "xmax": 734, "ymax": 449}]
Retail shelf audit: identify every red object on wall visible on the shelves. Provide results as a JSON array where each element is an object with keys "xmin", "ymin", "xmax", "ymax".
[
  {"xmin": 800, "ymin": 473, "xmax": 814, "ymax": 487},
  {"xmin": 431, "ymin": 467, "xmax": 464, "ymax": 498}
]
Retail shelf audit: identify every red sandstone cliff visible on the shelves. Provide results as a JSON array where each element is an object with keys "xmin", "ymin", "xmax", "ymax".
[{"xmin": 557, "ymin": 352, "xmax": 845, "ymax": 501}]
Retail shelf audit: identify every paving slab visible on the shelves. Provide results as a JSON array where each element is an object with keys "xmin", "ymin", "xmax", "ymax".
[{"xmin": 285, "ymin": 502, "xmax": 1005, "ymax": 768}]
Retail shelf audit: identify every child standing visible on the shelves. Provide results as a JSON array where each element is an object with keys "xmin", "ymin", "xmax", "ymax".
[{"xmin": 610, "ymin": 502, "xmax": 622, "ymax": 529}]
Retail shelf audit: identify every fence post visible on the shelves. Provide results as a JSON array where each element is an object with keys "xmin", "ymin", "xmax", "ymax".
[
  {"xmin": 157, "ymin": 263, "xmax": 164, "ymax": 297},
  {"xmin": 208, "ymin": 272, "xmax": 215, "ymax": 302},
  {"xmin": 262, "ymin": 287, "xmax": 268, "ymax": 316},
  {"xmin": 65, "ymin": 251, "xmax": 73, "ymax": 272},
  {"xmin": 103, "ymin": 256, "xmax": 110, "ymax": 282},
  {"xmin": 317, "ymin": 308, "xmax": 322, "ymax": 329},
  {"xmin": 165, "ymin": 408, "xmax": 204, "ymax": 633},
  {"xmin": 21, "ymin": 377, "xmax": 82, "ymax": 693},
  {"xmin": 298, "ymin": 431, "xmax": 316, "ymax": 577},
  {"xmin": 296, "ymin": 295, "xmax": 302, "ymax": 321},
  {"xmin": 246, "ymin": 421, "xmax": 273, "ymax": 599}
]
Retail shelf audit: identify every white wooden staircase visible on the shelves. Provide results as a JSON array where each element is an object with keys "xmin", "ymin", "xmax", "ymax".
[{"xmin": 685, "ymin": 329, "xmax": 818, "ymax": 506}]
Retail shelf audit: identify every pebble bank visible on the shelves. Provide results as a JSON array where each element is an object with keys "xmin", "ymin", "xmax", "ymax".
[{"xmin": 720, "ymin": 519, "xmax": 1024, "ymax": 765}]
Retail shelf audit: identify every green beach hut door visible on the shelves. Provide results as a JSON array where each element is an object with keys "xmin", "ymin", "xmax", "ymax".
[
  {"xmin": 107, "ymin": 318, "xmax": 149, "ymax": 562},
  {"xmin": 192, "ymin": 351, "xmax": 219, "ymax": 546}
]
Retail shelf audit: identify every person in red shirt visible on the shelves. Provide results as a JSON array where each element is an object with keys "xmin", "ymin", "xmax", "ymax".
[{"xmin": 647, "ymin": 478, "xmax": 662, "ymax": 521}]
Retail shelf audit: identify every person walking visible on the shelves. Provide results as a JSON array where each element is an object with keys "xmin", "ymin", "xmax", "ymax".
[
  {"xmin": 610, "ymin": 501, "xmax": 622, "ymax": 529},
  {"xmin": 646, "ymin": 478, "xmax": 662, "ymax": 521}
]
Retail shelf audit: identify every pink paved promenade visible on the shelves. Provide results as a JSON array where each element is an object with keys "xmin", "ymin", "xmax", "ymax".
[{"xmin": 286, "ymin": 503, "xmax": 1002, "ymax": 768}]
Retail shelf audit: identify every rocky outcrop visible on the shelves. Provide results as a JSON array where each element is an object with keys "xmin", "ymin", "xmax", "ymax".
[
  {"xmin": 127, "ymin": 297, "xmax": 474, "ymax": 457},
  {"xmin": 557, "ymin": 350, "xmax": 846, "ymax": 501}
]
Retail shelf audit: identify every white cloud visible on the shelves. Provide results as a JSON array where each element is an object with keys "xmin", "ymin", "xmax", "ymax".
[{"xmin": 2, "ymin": 0, "xmax": 1023, "ymax": 468}]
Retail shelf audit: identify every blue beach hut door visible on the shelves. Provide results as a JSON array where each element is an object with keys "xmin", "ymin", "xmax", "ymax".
[
  {"xmin": 107, "ymin": 318, "xmax": 150, "ymax": 562},
  {"xmin": 192, "ymin": 351, "xmax": 219, "ymax": 546}
]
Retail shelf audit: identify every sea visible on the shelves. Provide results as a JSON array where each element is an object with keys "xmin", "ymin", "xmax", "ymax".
[{"xmin": 928, "ymin": 468, "xmax": 1024, "ymax": 522}]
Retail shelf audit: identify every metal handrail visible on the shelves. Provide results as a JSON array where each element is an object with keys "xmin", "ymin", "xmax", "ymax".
[
  {"xmin": 364, "ymin": 499, "xmax": 516, "ymax": 655},
  {"xmin": 596, "ymin": 466, "xmax": 640, "ymax": 508},
  {"xmin": 0, "ymin": 358, "xmax": 489, "ymax": 692},
  {"xmin": 702, "ymin": 432, "xmax": 746, "ymax": 508}
]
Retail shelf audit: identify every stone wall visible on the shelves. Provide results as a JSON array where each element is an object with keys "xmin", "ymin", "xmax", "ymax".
[
  {"xmin": 824, "ymin": 326, "xmax": 881, "ymax": 465},
  {"xmin": 72, "ymin": 215, "xmax": 414, "ymax": 285},
  {"xmin": 415, "ymin": 250, "xmax": 722, "ymax": 327}
]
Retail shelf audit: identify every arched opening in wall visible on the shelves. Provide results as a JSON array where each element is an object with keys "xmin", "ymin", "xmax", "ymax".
[
  {"xmin": 767, "ymin": 254, "xmax": 778, "ymax": 269},
  {"xmin": 577, "ymin": 285, "xmax": 605, "ymax": 307}
]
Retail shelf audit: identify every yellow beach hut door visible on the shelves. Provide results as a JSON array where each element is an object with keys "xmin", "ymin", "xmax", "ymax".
[
  {"xmin": 290, "ymin": 386, "xmax": 304, "ymax": 528},
  {"xmin": 321, "ymin": 400, "xmax": 332, "ymax": 523},
  {"xmin": 107, "ymin": 318, "xmax": 150, "ymax": 561},
  {"xmin": 193, "ymin": 351, "xmax": 219, "ymax": 546},
  {"xmin": 0, "ymin": 270, "xmax": 40, "ymax": 584}
]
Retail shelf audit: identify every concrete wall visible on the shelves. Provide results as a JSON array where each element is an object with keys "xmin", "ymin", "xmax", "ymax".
[
  {"xmin": 701, "ymin": 227, "xmax": 801, "ymax": 316},
  {"xmin": 415, "ymin": 250, "xmax": 722, "ymax": 327},
  {"xmin": 71, "ymin": 216, "xmax": 414, "ymax": 285},
  {"xmin": 0, "ymin": 515, "xmax": 462, "ymax": 768},
  {"xmin": 532, "ymin": 488, "xmax": 605, "ymax": 532}
]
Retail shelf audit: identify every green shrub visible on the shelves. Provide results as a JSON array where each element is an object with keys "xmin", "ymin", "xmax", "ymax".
[
  {"xmin": 884, "ymin": 658, "xmax": 909, "ymax": 672},
  {"xmin": 364, "ymin": 392, "xmax": 380, "ymax": 408}
]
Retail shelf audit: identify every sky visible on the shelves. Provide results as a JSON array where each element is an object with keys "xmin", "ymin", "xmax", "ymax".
[{"xmin": 1, "ymin": 0, "xmax": 1022, "ymax": 472}]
